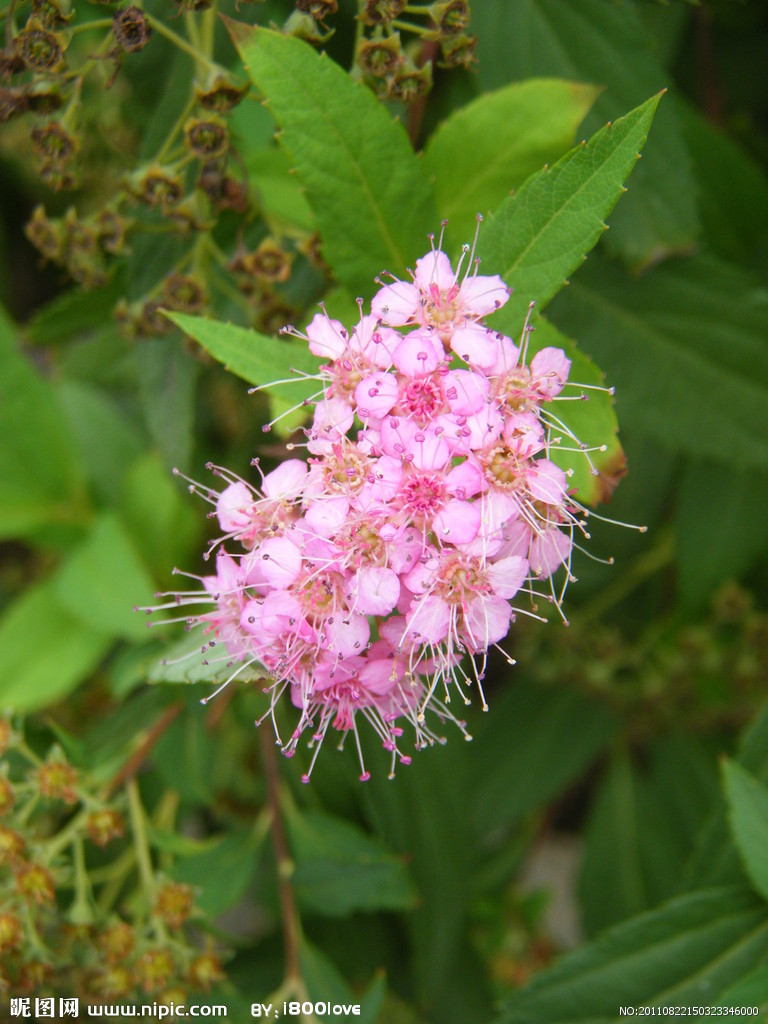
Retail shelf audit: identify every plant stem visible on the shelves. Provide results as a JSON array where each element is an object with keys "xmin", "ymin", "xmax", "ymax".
[
  {"xmin": 126, "ymin": 777, "xmax": 155, "ymax": 898},
  {"xmin": 258, "ymin": 728, "xmax": 301, "ymax": 983},
  {"xmin": 144, "ymin": 13, "xmax": 219, "ymax": 75}
]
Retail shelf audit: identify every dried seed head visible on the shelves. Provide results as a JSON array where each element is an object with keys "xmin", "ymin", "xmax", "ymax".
[
  {"xmin": 99, "ymin": 921, "xmax": 136, "ymax": 963},
  {"xmin": 112, "ymin": 6, "xmax": 152, "ymax": 53},
  {"xmin": 97, "ymin": 209, "xmax": 130, "ymax": 254},
  {"xmin": 25, "ymin": 80, "xmax": 64, "ymax": 115},
  {"xmin": 248, "ymin": 239, "xmax": 293, "ymax": 283},
  {"xmin": 187, "ymin": 952, "xmax": 225, "ymax": 991},
  {"xmin": 87, "ymin": 808, "xmax": 125, "ymax": 847},
  {"xmin": 429, "ymin": 0, "xmax": 471, "ymax": 37},
  {"xmin": 31, "ymin": 120, "xmax": 77, "ymax": 166},
  {"xmin": 136, "ymin": 948, "xmax": 176, "ymax": 993},
  {"xmin": 282, "ymin": 10, "xmax": 334, "ymax": 44},
  {"xmin": 17, "ymin": 19, "xmax": 66, "ymax": 72},
  {"xmin": 0, "ymin": 825, "xmax": 25, "ymax": 865},
  {"xmin": 196, "ymin": 76, "xmax": 248, "ymax": 113},
  {"xmin": 0, "ymin": 777, "xmax": 14, "ymax": 816},
  {"xmin": 0, "ymin": 87, "xmax": 29, "ymax": 122},
  {"xmin": 296, "ymin": 0, "xmax": 338, "ymax": 18},
  {"xmin": 37, "ymin": 755, "xmax": 79, "ymax": 803},
  {"xmin": 388, "ymin": 62, "xmax": 432, "ymax": 102},
  {"xmin": 94, "ymin": 965, "xmax": 134, "ymax": 999},
  {"xmin": 154, "ymin": 882, "xmax": 195, "ymax": 930},
  {"xmin": 131, "ymin": 167, "xmax": 184, "ymax": 209},
  {"xmin": 184, "ymin": 116, "xmax": 229, "ymax": 159},
  {"xmin": 0, "ymin": 47, "xmax": 27, "ymax": 79},
  {"xmin": 162, "ymin": 273, "xmax": 207, "ymax": 313},
  {"xmin": 361, "ymin": 0, "xmax": 405, "ymax": 25},
  {"xmin": 357, "ymin": 34, "xmax": 403, "ymax": 77},
  {"xmin": 15, "ymin": 863, "xmax": 56, "ymax": 905},
  {"xmin": 31, "ymin": 0, "xmax": 73, "ymax": 30},
  {"xmin": 39, "ymin": 162, "xmax": 78, "ymax": 191},
  {"xmin": 17, "ymin": 961, "xmax": 53, "ymax": 993},
  {"xmin": 140, "ymin": 301, "xmax": 174, "ymax": 336},
  {"xmin": 25, "ymin": 205, "xmax": 63, "ymax": 260},
  {"xmin": 439, "ymin": 32, "xmax": 477, "ymax": 68},
  {"xmin": 0, "ymin": 912, "xmax": 23, "ymax": 954}
]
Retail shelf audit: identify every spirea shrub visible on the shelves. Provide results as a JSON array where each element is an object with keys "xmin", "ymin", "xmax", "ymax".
[{"xmin": 148, "ymin": 234, "xmax": 629, "ymax": 781}]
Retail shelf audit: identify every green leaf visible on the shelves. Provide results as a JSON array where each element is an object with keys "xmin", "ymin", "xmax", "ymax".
[
  {"xmin": 167, "ymin": 311, "xmax": 321, "ymax": 406},
  {"xmin": 471, "ymin": 682, "xmax": 614, "ymax": 837},
  {"xmin": 548, "ymin": 252, "xmax": 768, "ymax": 472},
  {"xmin": 170, "ymin": 828, "xmax": 264, "ymax": 916},
  {"xmin": 529, "ymin": 319, "xmax": 624, "ymax": 506},
  {"xmin": 717, "ymin": 965, "xmax": 768, "ymax": 1009},
  {"xmin": 0, "ymin": 578, "xmax": 110, "ymax": 713},
  {"xmin": 228, "ymin": 23, "xmax": 435, "ymax": 297},
  {"xmin": 57, "ymin": 380, "xmax": 144, "ymax": 506},
  {"xmin": 0, "ymin": 304, "xmax": 88, "ymax": 540},
  {"xmin": 472, "ymin": 0, "xmax": 699, "ymax": 269},
  {"xmin": 134, "ymin": 337, "xmax": 199, "ymax": 473},
  {"xmin": 425, "ymin": 79, "xmax": 600, "ymax": 247},
  {"xmin": 722, "ymin": 760, "xmax": 768, "ymax": 904},
  {"xmin": 25, "ymin": 278, "xmax": 124, "ymax": 346},
  {"xmin": 243, "ymin": 145, "xmax": 316, "ymax": 233},
  {"xmin": 496, "ymin": 886, "xmax": 768, "ymax": 1024},
  {"xmin": 483, "ymin": 93, "xmax": 661, "ymax": 337},
  {"xmin": 676, "ymin": 461, "xmax": 768, "ymax": 610},
  {"xmin": 299, "ymin": 941, "xmax": 386, "ymax": 1024},
  {"xmin": 53, "ymin": 513, "xmax": 157, "ymax": 641},
  {"xmin": 287, "ymin": 809, "xmax": 417, "ymax": 917},
  {"xmin": 149, "ymin": 632, "xmax": 266, "ymax": 688}
]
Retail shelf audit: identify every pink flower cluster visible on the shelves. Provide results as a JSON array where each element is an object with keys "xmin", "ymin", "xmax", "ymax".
[{"xmin": 157, "ymin": 244, "xmax": 599, "ymax": 781}]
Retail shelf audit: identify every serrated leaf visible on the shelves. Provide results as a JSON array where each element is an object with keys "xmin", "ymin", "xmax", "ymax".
[
  {"xmin": 168, "ymin": 311, "xmax": 320, "ymax": 400},
  {"xmin": 529, "ymin": 319, "xmax": 624, "ymax": 506},
  {"xmin": 288, "ymin": 809, "xmax": 417, "ymax": 917},
  {"xmin": 496, "ymin": 886, "xmax": 768, "ymax": 1024},
  {"xmin": 483, "ymin": 93, "xmax": 661, "ymax": 337},
  {"xmin": 228, "ymin": 23, "xmax": 435, "ymax": 297},
  {"xmin": 134, "ymin": 337, "xmax": 199, "ymax": 473},
  {"xmin": 549, "ymin": 252, "xmax": 768, "ymax": 471},
  {"xmin": 425, "ymin": 78, "xmax": 600, "ymax": 247},
  {"xmin": 54, "ymin": 513, "xmax": 157, "ymax": 641},
  {"xmin": 148, "ymin": 633, "xmax": 266, "ymax": 687},
  {"xmin": 0, "ymin": 303, "xmax": 89, "ymax": 540},
  {"xmin": 472, "ymin": 0, "xmax": 699, "ymax": 269},
  {"xmin": 722, "ymin": 760, "xmax": 768, "ymax": 904},
  {"xmin": 0, "ymin": 578, "xmax": 110, "ymax": 713}
]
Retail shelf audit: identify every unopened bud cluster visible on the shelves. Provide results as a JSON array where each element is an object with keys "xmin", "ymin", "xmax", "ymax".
[{"xmin": 153, "ymin": 236, "xmax": 613, "ymax": 781}]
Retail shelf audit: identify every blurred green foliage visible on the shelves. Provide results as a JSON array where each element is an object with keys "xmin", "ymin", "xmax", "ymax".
[{"xmin": 1, "ymin": 0, "xmax": 768, "ymax": 1020}]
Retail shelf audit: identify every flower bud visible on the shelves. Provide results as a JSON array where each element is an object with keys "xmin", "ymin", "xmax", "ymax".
[
  {"xmin": 112, "ymin": 6, "xmax": 152, "ymax": 53},
  {"xmin": 15, "ymin": 863, "xmax": 55, "ymax": 904},
  {"xmin": 357, "ymin": 33, "xmax": 403, "ymax": 77},
  {"xmin": 187, "ymin": 952, "xmax": 225, "ymax": 991},
  {"xmin": 94, "ymin": 965, "xmax": 134, "ymax": 999},
  {"xmin": 197, "ymin": 161, "xmax": 249, "ymax": 212},
  {"xmin": 154, "ymin": 882, "xmax": 194, "ymax": 930},
  {"xmin": 87, "ymin": 808, "xmax": 125, "ymax": 847},
  {"xmin": 360, "ymin": 0, "xmax": 405, "ymax": 25},
  {"xmin": 16, "ymin": 18, "xmax": 66, "ymax": 72},
  {"xmin": 184, "ymin": 116, "xmax": 228, "ymax": 159}
]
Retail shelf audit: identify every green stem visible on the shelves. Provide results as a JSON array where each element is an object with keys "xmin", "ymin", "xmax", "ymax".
[
  {"xmin": 68, "ymin": 17, "xmax": 113, "ymax": 35},
  {"xmin": 144, "ymin": 13, "xmax": 219, "ymax": 74},
  {"xmin": 126, "ymin": 778, "xmax": 155, "ymax": 898},
  {"xmin": 45, "ymin": 808, "xmax": 90, "ymax": 861},
  {"xmin": 579, "ymin": 528, "xmax": 675, "ymax": 625},
  {"xmin": 153, "ymin": 92, "xmax": 197, "ymax": 165}
]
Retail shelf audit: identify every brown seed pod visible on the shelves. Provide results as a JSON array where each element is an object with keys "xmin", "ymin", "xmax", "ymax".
[
  {"xmin": 357, "ymin": 34, "xmax": 403, "ymax": 77},
  {"xmin": 154, "ymin": 882, "xmax": 195, "ymax": 930},
  {"xmin": 87, "ymin": 808, "xmax": 125, "ymax": 847},
  {"xmin": 388, "ymin": 62, "xmax": 432, "ymax": 103},
  {"xmin": 31, "ymin": 120, "xmax": 77, "ymax": 166},
  {"xmin": 36, "ymin": 755, "xmax": 79, "ymax": 803},
  {"xmin": 112, "ymin": 6, "xmax": 152, "ymax": 53},
  {"xmin": 0, "ymin": 47, "xmax": 27, "ymax": 80},
  {"xmin": 187, "ymin": 952, "xmax": 225, "ymax": 991},
  {"xmin": 360, "ymin": 0, "xmax": 405, "ymax": 25},
  {"xmin": 17, "ymin": 18, "xmax": 66, "ymax": 73},
  {"xmin": 439, "ymin": 32, "xmax": 477, "ymax": 68},
  {"xmin": 0, "ymin": 912, "xmax": 23, "ymax": 954},
  {"xmin": 31, "ymin": 0, "xmax": 73, "ymax": 30},
  {"xmin": 136, "ymin": 948, "xmax": 176, "ymax": 994},
  {"xmin": 15, "ymin": 863, "xmax": 56, "ymax": 905},
  {"xmin": 39, "ymin": 162, "xmax": 78, "ymax": 191},
  {"xmin": 139, "ymin": 301, "xmax": 174, "ymax": 336},
  {"xmin": 25, "ymin": 81, "xmax": 64, "ymax": 115},
  {"xmin": 98, "ymin": 921, "xmax": 136, "ymax": 963},
  {"xmin": 132, "ymin": 168, "xmax": 184, "ymax": 209},
  {"xmin": 184, "ymin": 116, "xmax": 229, "ymax": 159},
  {"xmin": 0, "ymin": 87, "xmax": 28, "ymax": 122},
  {"xmin": 97, "ymin": 209, "xmax": 130, "ymax": 254}
]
